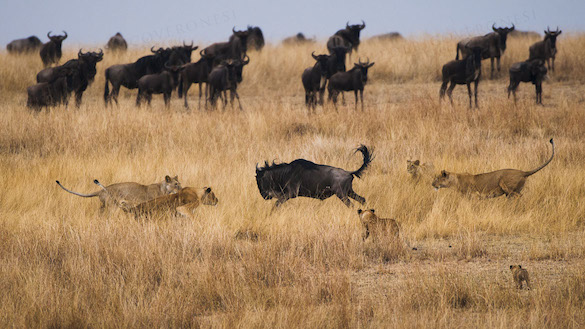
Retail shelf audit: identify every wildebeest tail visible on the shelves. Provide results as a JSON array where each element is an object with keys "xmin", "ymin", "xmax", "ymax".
[
  {"xmin": 456, "ymin": 43, "xmax": 460, "ymax": 60},
  {"xmin": 350, "ymin": 144, "xmax": 373, "ymax": 178}
]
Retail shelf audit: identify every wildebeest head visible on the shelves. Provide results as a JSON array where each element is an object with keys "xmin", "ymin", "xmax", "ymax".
[
  {"xmin": 232, "ymin": 27, "xmax": 250, "ymax": 53},
  {"xmin": 178, "ymin": 41, "xmax": 197, "ymax": 62},
  {"xmin": 331, "ymin": 46, "xmax": 349, "ymax": 72},
  {"xmin": 355, "ymin": 58, "xmax": 375, "ymax": 83},
  {"xmin": 247, "ymin": 25, "xmax": 265, "ymax": 50},
  {"xmin": 529, "ymin": 59, "xmax": 547, "ymax": 80},
  {"xmin": 312, "ymin": 52, "xmax": 330, "ymax": 75},
  {"xmin": 78, "ymin": 48, "xmax": 104, "ymax": 82},
  {"xmin": 344, "ymin": 20, "xmax": 366, "ymax": 50},
  {"xmin": 544, "ymin": 26, "xmax": 562, "ymax": 49},
  {"xmin": 48, "ymin": 31, "xmax": 68, "ymax": 44},
  {"xmin": 255, "ymin": 161, "xmax": 286, "ymax": 200},
  {"xmin": 492, "ymin": 23, "xmax": 515, "ymax": 51},
  {"xmin": 232, "ymin": 55, "xmax": 250, "ymax": 83}
]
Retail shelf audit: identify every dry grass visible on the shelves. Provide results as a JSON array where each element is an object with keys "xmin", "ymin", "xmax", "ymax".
[{"xmin": 1, "ymin": 34, "xmax": 585, "ymax": 328}]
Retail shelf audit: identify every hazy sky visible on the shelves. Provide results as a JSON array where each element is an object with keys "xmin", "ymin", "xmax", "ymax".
[{"xmin": 1, "ymin": 0, "xmax": 583, "ymax": 47}]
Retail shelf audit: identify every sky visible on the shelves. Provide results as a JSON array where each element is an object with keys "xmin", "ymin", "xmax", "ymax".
[{"xmin": 1, "ymin": 0, "xmax": 583, "ymax": 47}]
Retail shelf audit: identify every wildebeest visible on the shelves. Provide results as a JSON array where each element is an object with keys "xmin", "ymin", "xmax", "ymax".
[
  {"xmin": 302, "ymin": 52, "xmax": 330, "ymax": 111},
  {"xmin": 247, "ymin": 26, "xmax": 265, "ymax": 51},
  {"xmin": 168, "ymin": 42, "xmax": 197, "ymax": 66},
  {"xmin": 104, "ymin": 47, "xmax": 173, "ymax": 105},
  {"xmin": 27, "ymin": 66, "xmax": 72, "ymax": 109},
  {"xmin": 327, "ymin": 21, "xmax": 365, "ymax": 57},
  {"xmin": 509, "ymin": 30, "xmax": 540, "ymax": 39},
  {"xmin": 40, "ymin": 31, "xmax": 68, "ymax": 67},
  {"xmin": 456, "ymin": 24, "xmax": 514, "ymax": 78},
  {"xmin": 208, "ymin": 57, "xmax": 249, "ymax": 110},
  {"xmin": 136, "ymin": 63, "xmax": 182, "ymax": 107},
  {"xmin": 282, "ymin": 33, "xmax": 315, "ymax": 45},
  {"xmin": 203, "ymin": 27, "xmax": 249, "ymax": 62},
  {"xmin": 37, "ymin": 49, "xmax": 104, "ymax": 107},
  {"xmin": 255, "ymin": 144, "xmax": 373, "ymax": 209},
  {"xmin": 368, "ymin": 32, "xmax": 403, "ymax": 41},
  {"xmin": 327, "ymin": 58, "xmax": 374, "ymax": 111},
  {"xmin": 7, "ymin": 36, "xmax": 42, "ymax": 54},
  {"xmin": 508, "ymin": 59, "xmax": 547, "ymax": 104},
  {"xmin": 529, "ymin": 27, "xmax": 562, "ymax": 72},
  {"xmin": 440, "ymin": 47, "xmax": 483, "ymax": 109},
  {"xmin": 177, "ymin": 50, "xmax": 216, "ymax": 109},
  {"xmin": 105, "ymin": 32, "xmax": 128, "ymax": 52}
]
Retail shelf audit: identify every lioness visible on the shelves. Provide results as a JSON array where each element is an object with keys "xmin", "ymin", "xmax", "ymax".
[
  {"xmin": 407, "ymin": 160, "xmax": 435, "ymax": 180},
  {"xmin": 56, "ymin": 176, "xmax": 181, "ymax": 209},
  {"xmin": 94, "ymin": 180, "xmax": 218, "ymax": 218},
  {"xmin": 510, "ymin": 265, "xmax": 531, "ymax": 289},
  {"xmin": 357, "ymin": 209, "xmax": 400, "ymax": 241},
  {"xmin": 432, "ymin": 139, "xmax": 554, "ymax": 198}
]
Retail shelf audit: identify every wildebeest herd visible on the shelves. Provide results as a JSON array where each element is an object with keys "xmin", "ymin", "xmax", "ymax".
[{"xmin": 9, "ymin": 22, "xmax": 561, "ymax": 111}]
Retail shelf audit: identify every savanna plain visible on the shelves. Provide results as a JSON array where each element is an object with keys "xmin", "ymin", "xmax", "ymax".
[{"xmin": 1, "ymin": 34, "xmax": 585, "ymax": 328}]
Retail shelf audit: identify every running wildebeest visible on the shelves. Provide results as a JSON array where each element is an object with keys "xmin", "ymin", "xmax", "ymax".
[
  {"xmin": 282, "ymin": 33, "xmax": 315, "ymax": 45},
  {"xmin": 208, "ymin": 57, "xmax": 249, "ymax": 110},
  {"xmin": 27, "ymin": 66, "xmax": 72, "ymax": 109},
  {"xmin": 104, "ymin": 47, "xmax": 172, "ymax": 105},
  {"xmin": 508, "ymin": 59, "xmax": 547, "ymax": 104},
  {"xmin": 38, "ymin": 49, "xmax": 104, "ymax": 107},
  {"xmin": 247, "ymin": 26, "xmax": 265, "ymax": 51},
  {"xmin": 302, "ymin": 52, "xmax": 330, "ymax": 111},
  {"xmin": 203, "ymin": 27, "xmax": 249, "ymax": 62},
  {"xmin": 529, "ymin": 27, "xmax": 562, "ymax": 72},
  {"xmin": 440, "ymin": 47, "xmax": 483, "ymax": 109},
  {"xmin": 136, "ymin": 63, "xmax": 182, "ymax": 107},
  {"xmin": 177, "ymin": 50, "xmax": 216, "ymax": 109},
  {"xmin": 327, "ymin": 21, "xmax": 365, "ymax": 57},
  {"xmin": 255, "ymin": 144, "xmax": 373, "ymax": 209},
  {"xmin": 105, "ymin": 33, "xmax": 128, "ymax": 52},
  {"xmin": 456, "ymin": 24, "xmax": 514, "ymax": 78},
  {"xmin": 7, "ymin": 36, "xmax": 42, "ymax": 54},
  {"xmin": 327, "ymin": 58, "xmax": 374, "ymax": 111},
  {"xmin": 40, "ymin": 31, "xmax": 68, "ymax": 67}
]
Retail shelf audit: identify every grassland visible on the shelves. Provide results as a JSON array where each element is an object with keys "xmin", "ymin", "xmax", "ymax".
[{"xmin": 0, "ymin": 34, "xmax": 584, "ymax": 328}]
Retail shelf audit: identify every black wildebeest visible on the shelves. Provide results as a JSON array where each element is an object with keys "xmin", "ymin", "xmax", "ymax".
[
  {"xmin": 440, "ymin": 47, "xmax": 483, "ymax": 109},
  {"xmin": 327, "ymin": 58, "xmax": 374, "ymax": 111},
  {"xmin": 456, "ymin": 24, "xmax": 514, "ymax": 78},
  {"xmin": 7, "ymin": 36, "xmax": 42, "ymax": 54},
  {"xmin": 104, "ymin": 47, "xmax": 172, "ymax": 105},
  {"xmin": 37, "ymin": 49, "xmax": 104, "ymax": 107},
  {"xmin": 136, "ymin": 63, "xmax": 182, "ymax": 107},
  {"xmin": 208, "ymin": 57, "xmax": 249, "ymax": 110},
  {"xmin": 247, "ymin": 26, "xmax": 265, "ymax": 51},
  {"xmin": 177, "ymin": 50, "xmax": 215, "ymax": 109},
  {"xmin": 203, "ymin": 27, "xmax": 249, "ymax": 62},
  {"xmin": 255, "ymin": 144, "xmax": 373, "ymax": 209},
  {"xmin": 27, "ymin": 67, "xmax": 72, "ymax": 110},
  {"xmin": 508, "ymin": 59, "xmax": 547, "ymax": 104},
  {"xmin": 302, "ymin": 52, "xmax": 330, "ymax": 111},
  {"xmin": 282, "ymin": 33, "xmax": 315, "ymax": 45},
  {"xmin": 40, "ymin": 31, "xmax": 68, "ymax": 67},
  {"xmin": 105, "ymin": 32, "xmax": 128, "ymax": 52},
  {"xmin": 327, "ymin": 21, "xmax": 365, "ymax": 58},
  {"xmin": 529, "ymin": 27, "xmax": 562, "ymax": 72}
]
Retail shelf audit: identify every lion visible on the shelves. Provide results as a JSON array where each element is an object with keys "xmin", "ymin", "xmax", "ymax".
[
  {"xmin": 357, "ymin": 209, "xmax": 400, "ymax": 241},
  {"xmin": 432, "ymin": 139, "xmax": 554, "ymax": 198},
  {"xmin": 57, "ymin": 176, "xmax": 181, "ymax": 210},
  {"xmin": 510, "ymin": 265, "xmax": 531, "ymax": 289},
  {"xmin": 94, "ymin": 180, "xmax": 217, "ymax": 218},
  {"xmin": 407, "ymin": 160, "xmax": 435, "ymax": 180}
]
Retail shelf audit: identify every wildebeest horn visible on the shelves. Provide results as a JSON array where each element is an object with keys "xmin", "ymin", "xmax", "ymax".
[
  {"xmin": 97, "ymin": 48, "xmax": 104, "ymax": 57},
  {"xmin": 233, "ymin": 26, "xmax": 237, "ymax": 34},
  {"xmin": 200, "ymin": 49, "xmax": 205, "ymax": 57},
  {"xmin": 346, "ymin": 21, "xmax": 350, "ymax": 29},
  {"xmin": 312, "ymin": 51, "xmax": 318, "ymax": 60},
  {"xmin": 62, "ymin": 31, "xmax": 67, "ymax": 39},
  {"xmin": 510, "ymin": 23, "xmax": 515, "ymax": 31},
  {"xmin": 556, "ymin": 26, "xmax": 560, "ymax": 33},
  {"xmin": 360, "ymin": 20, "xmax": 365, "ymax": 29},
  {"xmin": 547, "ymin": 26, "xmax": 551, "ymax": 33},
  {"xmin": 47, "ymin": 31, "xmax": 53, "ymax": 38},
  {"xmin": 256, "ymin": 163, "xmax": 260, "ymax": 172},
  {"xmin": 151, "ymin": 46, "xmax": 157, "ymax": 53},
  {"xmin": 78, "ymin": 49, "xmax": 83, "ymax": 57},
  {"xmin": 492, "ymin": 23, "xmax": 497, "ymax": 31},
  {"xmin": 242, "ymin": 55, "xmax": 250, "ymax": 65}
]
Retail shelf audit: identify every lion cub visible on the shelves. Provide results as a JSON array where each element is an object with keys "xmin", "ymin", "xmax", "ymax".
[
  {"xmin": 357, "ymin": 209, "xmax": 400, "ymax": 241},
  {"xmin": 510, "ymin": 265, "xmax": 531, "ymax": 289},
  {"xmin": 407, "ymin": 160, "xmax": 435, "ymax": 181}
]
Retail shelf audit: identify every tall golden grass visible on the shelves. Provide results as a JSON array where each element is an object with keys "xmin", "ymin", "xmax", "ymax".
[{"xmin": 1, "ymin": 34, "xmax": 584, "ymax": 328}]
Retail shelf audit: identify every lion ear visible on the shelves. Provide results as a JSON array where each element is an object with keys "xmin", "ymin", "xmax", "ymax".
[
  {"xmin": 165, "ymin": 175, "xmax": 172, "ymax": 183},
  {"xmin": 519, "ymin": 265, "xmax": 522, "ymax": 269},
  {"xmin": 173, "ymin": 175, "xmax": 178, "ymax": 181},
  {"xmin": 414, "ymin": 160, "xmax": 420, "ymax": 166},
  {"xmin": 370, "ymin": 209, "xmax": 375, "ymax": 213},
  {"xmin": 441, "ymin": 170, "xmax": 447, "ymax": 177},
  {"xmin": 357, "ymin": 209, "xmax": 362, "ymax": 214},
  {"xmin": 205, "ymin": 187, "xmax": 212, "ymax": 193},
  {"xmin": 510, "ymin": 265, "xmax": 513, "ymax": 269}
]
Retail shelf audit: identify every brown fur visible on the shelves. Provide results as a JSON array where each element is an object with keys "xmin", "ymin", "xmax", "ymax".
[
  {"xmin": 117, "ymin": 187, "xmax": 218, "ymax": 218},
  {"xmin": 56, "ymin": 176, "xmax": 181, "ymax": 210},
  {"xmin": 510, "ymin": 265, "xmax": 531, "ymax": 289},
  {"xmin": 357, "ymin": 209, "xmax": 400, "ymax": 241},
  {"xmin": 432, "ymin": 139, "xmax": 554, "ymax": 197},
  {"xmin": 407, "ymin": 159, "xmax": 435, "ymax": 180}
]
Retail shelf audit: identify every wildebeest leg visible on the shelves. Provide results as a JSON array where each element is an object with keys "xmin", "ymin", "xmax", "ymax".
[
  {"xmin": 183, "ymin": 82, "xmax": 191, "ymax": 108},
  {"xmin": 112, "ymin": 84, "xmax": 121, "ymax": 105},
  {"xmin": 146, "ymin": 93, "xmax": 152, "ymax": 106},
  {"xmin": 490, "ymin": 57, "xmax": 495, "ymax": 79},
  {"xmin": 439, "ymin": 81, "xmax": 448, "ymax": 101},
  {"xmin": 164, "ymin": 93, "xmax": 171, "ymax": 107},
  {"xmin": 75, "ymin": 92, "xmax": 83, "ymax": 107},
  {"xmin": 551, "ymin": 56, "xmax": 555, "ymax": 72},
  {"xmin": 336, "ymin": 193, "xmax": 353, "ymax": 207},
  {"xmin": 232, "ymin": 89, "xmax": 244, "ymax": 111},
  {"xmin": 546, "ymin": 58, "xmax": 551, "ymax": 72},
  {"xmin": 136, "ymin": 91, "xmax": 142, "ymax": 106},
  {"xmin": 360, "ymin": 89, "xmax": 364, "ymax": 111},
  {"xmin": 496, "ymin": 56, "xmax": 501, "ymax": 74},
  {"xmin": 348, "ymin": 189, "xmax": 366, "ymax": 205},
  {"xmin": 447, "ymin": 81, "xmax": 456, "ymax": 106},
  {"xmin": 473, "ymin": 79, "xmax": 479, "ymax": 109},
  {"xmin": 341, "ymin": 92, "xmax": 346, "ymax": 106},
  {"xmin": 466, "ymin": 83, "xmax": 473, "ymax": 109},
  {"xmin": 354, "ymin": 90, "xmax": 358, "ymax": 111},
  {"xmin": 536, "ymin": 82, "xmax": 543, "ymax": 105}
]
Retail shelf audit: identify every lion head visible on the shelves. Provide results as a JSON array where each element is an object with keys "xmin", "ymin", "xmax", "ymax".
[{"xmin": 431, "ymin": 170, "xmax": 457, "ymax": 190}]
